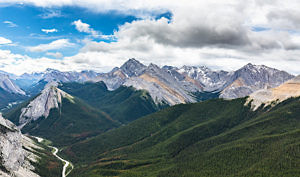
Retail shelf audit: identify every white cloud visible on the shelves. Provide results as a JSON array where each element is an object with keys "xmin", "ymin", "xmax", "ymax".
[
  {"xmin": 46, "ymin": 52, "xmax": 63, "ymax": 58},
  {"xmin": 1, "ymin": 0, "xmax": 300, "ymax": 74},
  {"xmin": 0, "ymin": 37, "xmax": 12, "ymax": 45},
  {"xmin": 3, "ymin": 21, "xmax": 17, "ymax": 27},
  {"xmin": 72, "ymin": 20, "xmax": 99, "ymax": 38},
  {"xmin": 27, "ymin": 39, "xmax": 75, "ymax": 52},
  {"xmin": 0, "ymin": 49, "xmax": 110, "ymax": 75},
  {"xmin": 41, "ymin": 28, "xmax": 58, "ymax": 33}
]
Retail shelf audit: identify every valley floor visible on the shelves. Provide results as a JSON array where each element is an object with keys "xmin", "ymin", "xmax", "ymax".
[{"xmin": 35, "ymin": 137, "xmax": 73, "ymax": 177}]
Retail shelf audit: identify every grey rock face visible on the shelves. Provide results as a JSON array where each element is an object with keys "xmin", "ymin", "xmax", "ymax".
[
  {"xmin": 0, "ymin": 114, "xmax": 40, "ymax": 177},
  {"xmin": 176, "ymin": 65, "xmax": 233, "ymax": 92},
  {"xmin": 120, "ymin": 58, "xmax": 147, "ymax": 77},
  {"xmin": 94, "ymin": 58, "xmax": 147, "ymax": 90},
  {"xmin": 220, "ymin": 63, "xmax": 294, "ymax": 99},
  {"xmin": 19, "ymin": 82, "xmax": 72, "ymax": 128},
  {"xmin": 0, "ymin": 73, "xmax": 25, "ymax": 95},
  {"xmin": 124, "ymin": 63, "xmax": 197, "ymax": 105},
  {"xmin": 95, "ymin": 68, "xmax": 127, "ymax": 90}
]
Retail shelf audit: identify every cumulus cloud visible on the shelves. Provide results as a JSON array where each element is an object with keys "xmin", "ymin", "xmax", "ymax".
[
  {"xmin": 0, "ymin": 37, "xmax": 12, "ymax": 45},
  {"xmin": 41, "ymin": 28, "xmax": 58, "ymax": 33},
  {"xmin": 72, "ymin": 20, "xmax": 99, "ymax": 37},
  {"xmin": 27, "ymin": 39, "xmax": 75, "ymax": 52},
  {"xmin": 0, "ymin": 49, "xmax": 109, "ymax": 75},
  {"xmin": 1, "ymin": 0, "xmax": 300, "ymax": 74}
]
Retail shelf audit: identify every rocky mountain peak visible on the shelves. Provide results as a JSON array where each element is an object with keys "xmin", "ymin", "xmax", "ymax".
[
  {"xmin": 0, "ymin": 73, "xmax": 25, "ymax": 95},
  {"xmin": 120, "ymin": 58, "xmax": 147, "ymax": 77},
  {"xmin": 147, "ymin": 63, "xmax": 161, "ymax": 71},
  {"xmin": 239, "ymin": 63, "xmax": 278, "ymax": 74},
  {"xmin": 220, "ymin": 63, "xmax": 294, "ymax": 99},
  {"xmin": 18, "ymin": 82, "xmax": 73, "ymax": 128},
  {"xmin": 244, "ymin": 63, "xmax": 254, "ymax": 67}
]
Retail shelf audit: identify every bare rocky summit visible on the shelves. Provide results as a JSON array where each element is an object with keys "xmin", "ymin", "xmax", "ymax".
[
  {"xmin": 220, "ymin": 63, "xmax": 294, "ymax": 99},
  {"xmin": 19, "ymin": 82, "xmax": 73, "ymax": 128}
]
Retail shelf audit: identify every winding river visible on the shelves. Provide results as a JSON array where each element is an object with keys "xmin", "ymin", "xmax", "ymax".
[{"xmin": 35, "ymin": 137, "xmax": 73, "ymax": 177}]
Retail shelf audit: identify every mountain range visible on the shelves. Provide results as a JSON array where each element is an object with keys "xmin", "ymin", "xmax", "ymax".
[
  {"xmin": 0, "ymin": 58, "xmax": 299, "ymax": 176},
  {"xmin": 0, "ymin": 59, "xmax": 294, "ymax": 110}
]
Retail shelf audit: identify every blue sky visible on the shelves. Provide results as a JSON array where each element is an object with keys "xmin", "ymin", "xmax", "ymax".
[
  {"xmin": 0, "ymin": 1, "xmax": 300, "ymax": 75},
  {"xmin": 0, "ymin": 5, "xmax": 142, "ymax": 57}
]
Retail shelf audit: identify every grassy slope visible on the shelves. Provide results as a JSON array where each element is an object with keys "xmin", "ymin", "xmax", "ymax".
[
  {"xmin": 9, "ymin": 97, "xmax": 119, "ymax": 147},
  {"xmin": 59, "ymin": 82, "xmax": 163, "ymax": 123},
  {"xmin": 63, "ymin": 97, "xmax": 300, "ymax": 177},
  {"xmin": 27, "ymin": 97, "xmax": 120, "ymax": 147},
  {"xmin": 5, "ymin": 82, "xmax": 161, "ymax": 148}
]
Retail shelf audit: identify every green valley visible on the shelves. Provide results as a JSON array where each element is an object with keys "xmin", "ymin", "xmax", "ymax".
[
  {"xmin": 5, "ymin": 82, "xmax": 162, "ymax": 147},
  {"xmin": 58, "ymin": 82, "xmax": 164, "ymax": 123},
  {"xmin": 61, "ymin": 97, "xmax": 300, "ymax": 177}
]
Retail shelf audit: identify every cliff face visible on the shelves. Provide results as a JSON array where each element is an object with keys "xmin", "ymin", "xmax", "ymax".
[
  {"xmin": 19, "ymin": 82, "xmax": 72, "ymax": 128},
  {"xmin": 0, "ymin": 114, "xmax": 40, "ymax": 177}
]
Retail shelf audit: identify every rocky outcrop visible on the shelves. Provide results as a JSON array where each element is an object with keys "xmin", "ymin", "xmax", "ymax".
[
  {"xmin": 125, "ymin": 63, "xmax": 196, "ymax": 105},
  {"xmin": 0, "ymin": 114, "xmax": 40, "ymax": 177},
  {"xmin": 19, "ymin": 82, "xmax": 73, "ymax": 128},
  {"xmin": 246, "ymin": 75, "xmax": 300, "ymax": 110}
]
